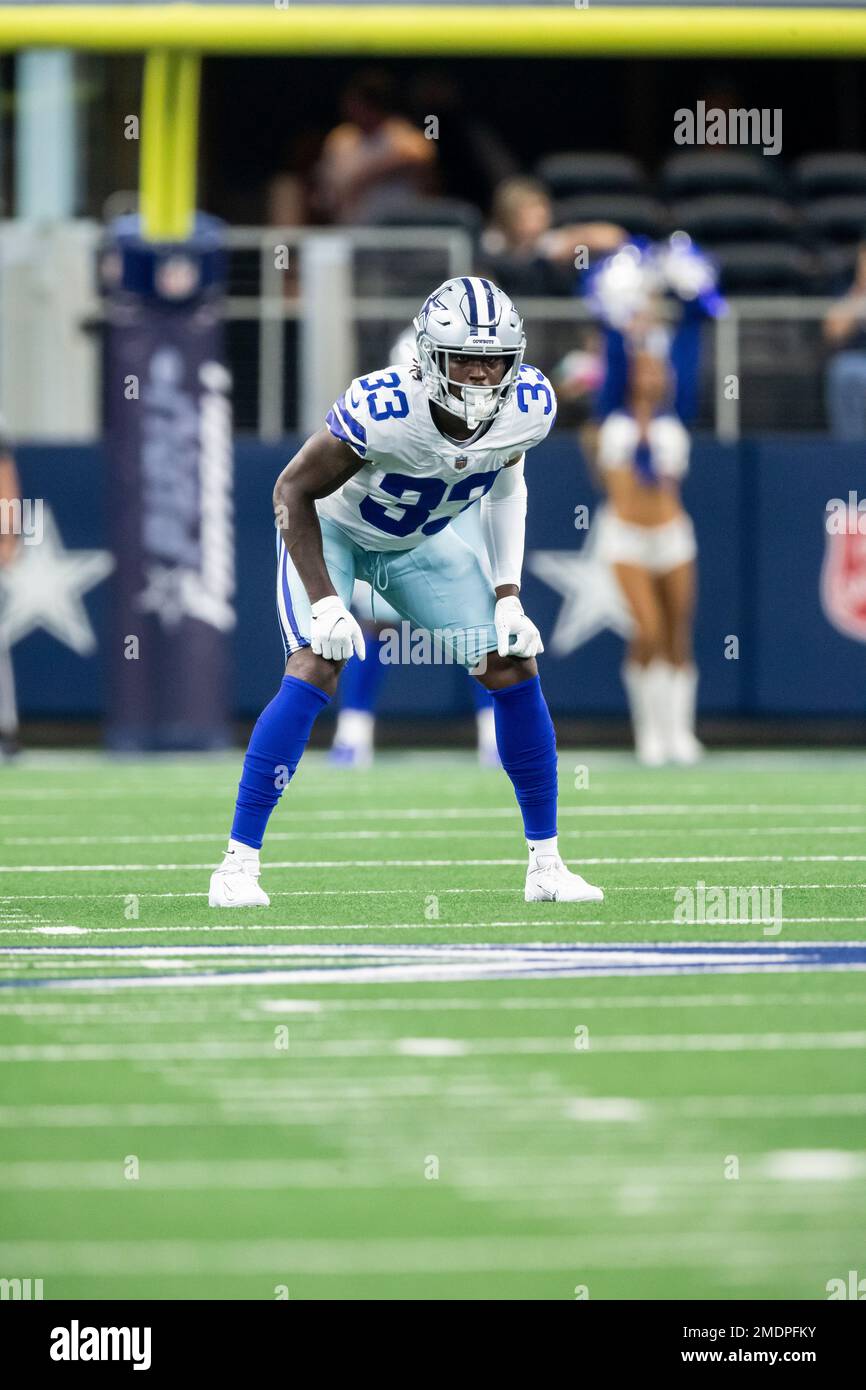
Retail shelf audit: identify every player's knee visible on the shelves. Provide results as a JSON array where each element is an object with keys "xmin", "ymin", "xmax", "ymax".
[
  {"xmin": 285, "ymin": 646, "xmax": 344, "ymax": 695},
  {"xmin": 472, "ymin": 650, "xmax": 538, "ymax": 690}
]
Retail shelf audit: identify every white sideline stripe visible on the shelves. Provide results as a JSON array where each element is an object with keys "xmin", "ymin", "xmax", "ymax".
[
  {"xmin": 6, "ymin": 853, "xmax": 866, "ymax": 873},
  {"xmin": 2, "ymin": 882, "xmax": 866, "ymax": 903},
  {"xmin": 2, "ymin": 1031, "xmax": 865, "ymax": 1061},
  {"xmin": 7, "ymin": 824, "xmax": 866, "ymax": 847},
  {"xmin": 0, "ymin": 1230, "xmax": 854, "ymax": 1275}
]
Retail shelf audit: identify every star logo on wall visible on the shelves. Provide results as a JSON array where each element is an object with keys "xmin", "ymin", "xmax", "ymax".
[
  {"xmin": 0, "ymin": 508, "xmax": 114, "ymax": 655},
  {"xmin": 527, "ymin": 522, "xmax": 633, "ymax": 656}
]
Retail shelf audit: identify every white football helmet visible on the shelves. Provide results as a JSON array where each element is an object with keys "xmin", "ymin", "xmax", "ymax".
[{"xmin": 413, "ymin": 276, "xmax": 526, "ymax": 429}]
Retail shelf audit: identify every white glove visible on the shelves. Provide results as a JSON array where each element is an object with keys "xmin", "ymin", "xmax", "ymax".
[
  {"xmin": 494, "ymin": 595, "xmax": 544, "ymax": 659},
  {"xmin": 310, "ymin": 595, "xmax": 366, "ymax": 661}
]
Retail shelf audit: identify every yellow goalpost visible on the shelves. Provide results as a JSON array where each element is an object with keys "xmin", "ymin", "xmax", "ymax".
[
  {"xmin": 0, "ymin": 5, "xmax": 864, "ymax": 57},
  {"xmin": 2, "ymin": 4, "xmax": 861, "ymax": 241}
]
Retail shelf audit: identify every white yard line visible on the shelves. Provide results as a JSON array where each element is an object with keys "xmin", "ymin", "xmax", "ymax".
[
  {"xmin": 2, "ymin": 882, "xmax": 866, "ymax": 903},
  {"xmin": 0, "ymin": 1229, "xmax": 856, "ymax": 1276},
  {"xmin": 2, "ymin": 1029, "xmax": 865, "ymax": 1061},
  {"xmin": 1, "ymin": 988, "xmax": 865, "ymax": 1019},
  {"xmin": 5, "ymin": 853, "xmax": 866, "ymax": 873},
  {"xmin": 2, "ymin": 915, "xmax": 866, "ymax": 939},
  {"xmin": 0, "ymin": 1092, "xmax": 863, "ymax": 1129},
  {"xmin": 5, "ymin": 824, "xmax": 866, "ymax": 847}
]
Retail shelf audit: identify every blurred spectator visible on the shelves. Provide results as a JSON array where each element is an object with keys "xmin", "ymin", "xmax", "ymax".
[
  {"xmin": 823, "ymin": 242, "xmax": 866, "ymax": 438},
  {"xmin": 479, "ymin": 176, "xmax": 625, "ymax": 297},
  {"xmin": 408, "ymin": 69, "xmax": 519, "ymax": 210},
  {"xmin": 315, "ymin": 69, "xmax": 436, "ymax": 224},
  {"xmin": 266, "ymin": 129, "xmax": 324, "ymax": 229}
]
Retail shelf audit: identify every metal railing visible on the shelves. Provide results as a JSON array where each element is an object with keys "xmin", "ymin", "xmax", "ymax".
[
  {"xmin": 223, "ymin": 228, "xmax": 840, "ymax": 441},
  {"xmin": 0, "ymin": 220, "xmax": 842, "ymax": 441}
]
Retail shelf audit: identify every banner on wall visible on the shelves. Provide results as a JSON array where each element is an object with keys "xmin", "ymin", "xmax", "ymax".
[{"xmin": 102, "ymin": 214, "xmax": 236, "ymax": 749}]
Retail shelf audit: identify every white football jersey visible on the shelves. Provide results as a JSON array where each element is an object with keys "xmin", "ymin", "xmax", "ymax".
[{"xmin": 319, "ymin": 362, "xmax": 557, "ymax": 551}]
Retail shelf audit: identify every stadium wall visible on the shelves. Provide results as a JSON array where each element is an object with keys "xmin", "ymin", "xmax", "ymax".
[{"xmin": 10, "ymin": 434, "xmax": 865, "ymax": 724}]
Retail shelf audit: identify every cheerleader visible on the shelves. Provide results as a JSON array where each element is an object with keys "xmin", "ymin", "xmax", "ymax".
[
  {"xmin": 594, "ymin": 345, "xmax": 701, "ymax": 765},
  {"xmin": 587, "ymin": 234, "xmax": 724, "ymax": 764}
]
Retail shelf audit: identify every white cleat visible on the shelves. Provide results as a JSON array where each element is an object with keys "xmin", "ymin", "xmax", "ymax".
[
  {"xmin": 525, "ymin": 855, "xmax": 604, "ymax": 904},
  {"xmin": 208, "ymin": 850, "xmax": 270, "ymax": 908}
]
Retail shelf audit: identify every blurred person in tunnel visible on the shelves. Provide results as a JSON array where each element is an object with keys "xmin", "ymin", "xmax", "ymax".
[{"xmin": 316, "ymin": 68, "xmax": 437, "ymax": 224}]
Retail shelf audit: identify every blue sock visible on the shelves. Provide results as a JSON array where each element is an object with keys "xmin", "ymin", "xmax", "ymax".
[
  {"xmin": 340, "ymin": 631, "xmax": 388, "ymax": 713},
  {"xmin": 231, "ymin": 674, "xmax": 330, "ymax": 850},
  {"xmin": 489, "ymin": 675, "xmax": 558, "ymax": 841}
]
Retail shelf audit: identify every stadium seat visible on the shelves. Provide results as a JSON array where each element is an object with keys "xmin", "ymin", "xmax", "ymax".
[
  {"xmin": 793, "ymin": 152, "xmax": 866, "ymax": 200},
  {"xmin": 669, "ymin": 194, "xmax": 797, "ymax": 243},
  {"xmin": 802, "ymin": 195, "xmax": 866, "ymax": 244},
  {"xmin": 552, "ymin": 193, "xmax": 669, "ymax": 238},
  {"xmin": 660, "ymin": 150, "xmax": 783, "ymax": 199},
  {"xmin": 534, "ymin": 151, "xmax": 646, "ymax": 197},
  {"xmin": 707, "ymin": 241, "xmax": 813, "ymax": 294},
  {"xmin": 362, "ymin": 195, "xmax": 484, "ymax": 245},
  {"xmin": 813, "ymin": 241, "xmax": 861, "ymax": 293}
]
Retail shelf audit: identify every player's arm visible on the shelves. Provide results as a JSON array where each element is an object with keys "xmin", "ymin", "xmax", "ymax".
[
  {"xmin": 273, "ymin": 428, "xmax": 365, "ymax": 605},
  {"xmin": 481, "ymin": 453, "xmax": 544, "ymax": 659},
  {"xmin": 482, "ymin": 453, "xmax": 527, "ymax": 601}
]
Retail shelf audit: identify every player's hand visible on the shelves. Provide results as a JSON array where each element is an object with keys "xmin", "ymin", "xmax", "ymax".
[
  {"xmin": 494, "ymin": 596, "xmax": 544, "ymax": 659},
  {"xmin": 310, "ymin": 595, "xmax": 366, "ymax": 662}
]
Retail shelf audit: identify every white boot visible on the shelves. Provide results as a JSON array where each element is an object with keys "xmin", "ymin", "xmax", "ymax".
[
  {"xmin": 622, "ymin": 661, "xmax": 667, "ymax": 766},
  {"xmin": 329, "ymin": 709, "xmax": 374, "ymax": 768},
  {"xmin": 666, "ymin": 663, "xmax": 704, "ymax": 764},
  {"xmin": 208, "ymin": 842, "xmax": 270, "ymax": 908}
]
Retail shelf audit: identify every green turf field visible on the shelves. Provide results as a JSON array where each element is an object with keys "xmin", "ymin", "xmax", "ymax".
[{"xmin": 1, "ymin": 748, "xmax": 865, "ymax": 1299}]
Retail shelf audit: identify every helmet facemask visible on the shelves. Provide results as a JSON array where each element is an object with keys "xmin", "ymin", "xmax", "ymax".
[{"xmin": 415, "ymin": 330, "xmax": 525, "ymax": 430}]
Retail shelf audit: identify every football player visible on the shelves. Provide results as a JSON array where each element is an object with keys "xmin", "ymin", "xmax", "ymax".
[
  {"xmin": 329, "ymin": 324, "xmax": 499, "ymax": 768},
  {"xmin": 209, "ymin": 277, "xmax": 604, "ymax": 907}
]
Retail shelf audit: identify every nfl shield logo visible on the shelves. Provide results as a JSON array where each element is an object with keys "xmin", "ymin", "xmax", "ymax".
[
  {"xmin": 820, "ymin": 527, "xmax": 866, "ymax": 642},
  {"xmin": 453, "ymin": 455, "xmax": 468, "ymax": 470}
]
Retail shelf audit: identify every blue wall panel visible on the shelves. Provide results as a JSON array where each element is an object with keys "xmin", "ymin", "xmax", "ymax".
[{"xmin": 9, "ymin": 435, "xmax": 865, "ymax": 721}]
